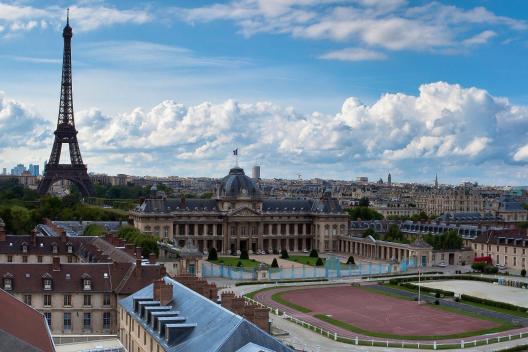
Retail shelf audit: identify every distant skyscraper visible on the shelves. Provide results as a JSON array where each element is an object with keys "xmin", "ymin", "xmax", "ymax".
[
  {"xmin": 10, "ymin": 164, "xmax": 26, "ymax": 176},
  {"xmin": 435, "ymin": 173, "xmax": 439, "ymax": 188},
  {"xmin": 388, "ymin": 172, "xmax": 392, "ymax": 186},
  {"xmin": 252, "ymin": 165, "xmax": 261, "ymax": 180},
  {"xmin": 2, "ymin": 168, "xmax": 6, "ymax": 175},
  {"xmin": 28, "ymin": 164, "xmax": 39, "ymax": 176}
]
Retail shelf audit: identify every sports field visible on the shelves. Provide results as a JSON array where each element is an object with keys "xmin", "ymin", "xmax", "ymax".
[
  {"xmin": 417, "ymin": 280, "xmax": 528, "ymax": 308},
  {"xmin": 253, "ymin": 285, "xmax": 505, "ymax": 339}
]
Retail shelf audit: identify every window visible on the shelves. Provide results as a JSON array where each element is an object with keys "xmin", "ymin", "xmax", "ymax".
[
  {"xmin": 83, "ymin": 312, "xmax": 91, "ymax": 330},
  {"xmin": 44, "ymin": 294, "xmax": 52, "ymax": 307},
  {"xmin": 63, "ymin": 312, "xmax": 71, "ymax": 331},
  {"xmin": 24, "ymin": 294, "xmax": 32, "ymax": 305},
  {"xmin": 3, "ymin": 278, "xmax": 12, "ymax": 291},
  {"xmin": 52, "ymin": 245, "xmax": 58, "ymax": 254},
  {"xmin": 67, "ymin": 245, "xmax": 73, "ymax": 254},
  {"xmin": 103, "ymin": 293, "xmax": 111, "ymax": 306},
  {"xmin": 7, "ymin": 255, "xmax": 12, "ymax": 263},
  {"xmin": 43, "ymin": 278, "xmax": 52, "ymax": 290},
  {"xmin": 37, "ymin": 256, "xmax": 43, "ymax": 263},
  {"xmin": 44, "ymin": 312, "xmax": 52, "ymax": 328},
  {"xmin": 63, "ymin": 294, "xmax": 72, "ymax": 306},
  {"xmin": 84, "ymin": 294, "xmax": 91, "ymax": 306},
  {"xmin": 22, "ymin": 255, "xmax": 28, "ymax": 263},
  {"xmin": 83, "ymin": 279, "xmax": 92, "ymax": 291},
  {"xmin": 22, "ymin": 245, "xmax": 27, "ymax": 253},
  {"xmin": 103, "ymin": 311, "xmax": 111, "ymax": 330}
]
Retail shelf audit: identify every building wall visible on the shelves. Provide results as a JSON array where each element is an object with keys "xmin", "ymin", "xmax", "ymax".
[
  {"xmin": 9, "ymin": 292, "xmax": 115, "ymax": 334},
  {"xmin": 0, "ymin": 254, "xmax": 77, "ymax": 264},
  {"xmin": 131, "ymin": 211, "xmax": 348, "ymax": 254},
  {"xmin": 119, "ymin": 306, "xmax": 165, "ymax": 352},
  {"xmin": 471, "ymin": 242, "xmax": 528, "ymax": 270}
]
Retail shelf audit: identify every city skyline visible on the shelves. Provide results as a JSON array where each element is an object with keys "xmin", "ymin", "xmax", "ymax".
[{"xmin": 0, "ymin": 1, "xmax": 527, "ymax": 185}]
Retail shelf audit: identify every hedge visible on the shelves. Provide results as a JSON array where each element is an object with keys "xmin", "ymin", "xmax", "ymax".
[
  {"xmin": 461, "ymin": 294, "xmax": 528, "ymax": 313},
  {"xmin": 389, "ymin": 275, "xmax": 497, "ymax": 286},
  {"xmin": 235, "ymin": 278, "xmax": 328, "ymax": 286},
  {"xmin": 399, "ymin": 282, "xmax": 455, "ymax": 297}
]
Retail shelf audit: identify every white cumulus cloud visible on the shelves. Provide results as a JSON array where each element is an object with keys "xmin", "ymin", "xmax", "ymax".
[{"xmin": 2, "ymin": 82, "xmax": 528, "ymax": 183}]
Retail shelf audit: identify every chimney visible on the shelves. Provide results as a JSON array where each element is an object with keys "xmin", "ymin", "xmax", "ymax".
[
  {"xmin": 136, "ymin": 247, "xmax": 142, "ymax": 259},
  {"xmin": 149, "ymin": 253, "xmax": 157, "ymax": 264},
  {"xmin": 0, "ymin": 219, "xmax": 6, "ymax": 242},
  {"xmin": 252, "ymin": 307, "xmax": 270, "ymax": 332},
  {"xmin": 31, "ymin": 229, "xmax": 37, "ymax": 246},
  {"xmin": 135, "ymin": 258, "xmax": 142, "ymax": 276},
  {"xmin": 124, "ymin": 243, "xmax": 135, "ymax": 256},
  {"xmin": 221, "ymin": 292, "xmax": 235, "ymax": 310},
  {"xmin": 153, "ymin": 279, "xmax": 173, "ymax": 306},
  {"xmin": 52, "ymin": 257, "xmax": 60, "ymax": 271},
  {"xmin": 60, "ymin": 228, "xmax": 67, "ymax": 243},
  {"xmin": 160, "ymin": 264, "xmax": 166, "ymax": 276}
]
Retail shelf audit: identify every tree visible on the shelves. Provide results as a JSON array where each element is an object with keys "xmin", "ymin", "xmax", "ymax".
[
  {"xmin": 315, "ymin": 257, "xmax": 324, "ymax": 266},
  {"xmin": 347, "ymin": 207, "xmax": 383, "ymax": 221},
  {"xmin": 271, "ymin": 258, "xmax": 279, "ymax": 268},
  {"xmin": 236, "ymin": 261, "xmax": 242, "ymax": 267},
  {"xmin": 410, "ymin": 211, "xmax": 429, "ymax": 222},
  {"xmin": 383, "ymin": 224, "xmax": 407, "ymax": 243},
  {"xmin": 424, "ymin": 230, "xmax": 463, "ymax": 250},
  {"xmin": 9, "ymin": 205, "xmax": 34, "ymax": 235},
  {"xmin": 358, "ymin": 197, "xmax": 370, "ymax": 207},
  {"xmin": 309, "ymin": 249, "xmax": 318, "ymax": 258},
  {"xmin": 240, "ymin": 250, "xmax": 249, "ymax": 260},
  {"xmin": 208, "ymin": 247, "xmax": 218, "ymax": 261},
  {"xmin": 346, "ymin": 256, "xmax": 355, "ymax": 265},
  {"xmin": 362, "ymin": 227, "xmax": 377, "ymax": 238},
  {"xmin": 281, "ymin": 249, "xmax": 289, "ymax": 259},
  {"xmin": 83, "ymin": 224, "xmax": 106, "ymax": 236},
  {"xmin": 521, "ymin": 269, "xmax": 527, "ymax": 277}
]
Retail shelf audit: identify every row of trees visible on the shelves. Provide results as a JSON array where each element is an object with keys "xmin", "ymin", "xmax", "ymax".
[
  {"xmin": 362, "ymin": 225, "xmax": 409, "ymax": 244},
  {"xmin": 423, "ymin": 230, "xmax": 463, "ymax": 250},
  {"xmin": 117, "ymin": 225, "xmax": 159, "ymax": 257}
]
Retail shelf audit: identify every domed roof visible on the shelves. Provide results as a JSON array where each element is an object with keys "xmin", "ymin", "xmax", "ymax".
[{"xmin": 219, "ymin": 167, "xmax": 259, "ymax": 198}]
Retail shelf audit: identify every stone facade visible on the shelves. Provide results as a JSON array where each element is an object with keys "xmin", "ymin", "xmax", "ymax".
[{"xmin": 130, "ymin": 167, "xmax": 349, "ymax": 254}]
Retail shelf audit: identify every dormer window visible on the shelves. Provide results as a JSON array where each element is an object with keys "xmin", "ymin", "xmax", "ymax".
[
  {"xmin": 3, "ymin": 274, "xmax": 13, "ymax": 291},
  {"xmin": 67, "ymin": 244, "xmax": 73, "ymax": 253},
  {"xmin": 52, "ymin": 243, "xmax": 58, "ymax": 254},
  {"xmin": 43, "ymin": 278, "xmax": 53, "ymax": 290},
  {"xmin": 22, "ymin": 244, "xmax": 28, "ymax": 253},
  {"xmin": 83, "ymin": 279, "xmax": 92, "ymax": 291}
]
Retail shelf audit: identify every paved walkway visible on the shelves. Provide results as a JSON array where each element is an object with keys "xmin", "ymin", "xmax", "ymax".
[{"xmin": 272, "ymin": 313, "xmax": 528, "ymax": 352}]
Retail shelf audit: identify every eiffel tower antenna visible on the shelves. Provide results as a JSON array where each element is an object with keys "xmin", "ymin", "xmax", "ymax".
[{"xmin": 38, "ymin": 10, "xmax": 95, "ymax": 197}]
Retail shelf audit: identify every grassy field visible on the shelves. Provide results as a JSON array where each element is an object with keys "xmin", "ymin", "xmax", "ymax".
[
  {"xmin": 208, "ymin": 257, "xmax": 261, "ymax": 268},
  {"xmin": 271, "ymin": 292, "xmax": 312, "ymax": 313},
  {"xmin": 286, "ymin": 255, "xmax": 325, "ymax": 266}
]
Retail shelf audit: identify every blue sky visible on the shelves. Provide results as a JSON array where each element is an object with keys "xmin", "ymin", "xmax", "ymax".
[{"xmin": 0, "ymin": 0, "xmax": 527, "ymax": 185}]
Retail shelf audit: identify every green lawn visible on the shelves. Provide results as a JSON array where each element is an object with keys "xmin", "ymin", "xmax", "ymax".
[
  {"xmin": 271, "ymin": 292, "xmax": 312, "ymax": 313},
  {"xmin": 208, "ymin": 257, "xmax": 261, "ymax": 268},
  {"xmin": 286, "ymin": 255, "xmax": 325, "ymax": 266},
  {"xmin": 459, "ymin": 299, "xmax": 528, "ymax": 319}
]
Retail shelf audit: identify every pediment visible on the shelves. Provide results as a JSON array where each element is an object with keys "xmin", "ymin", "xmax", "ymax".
[{"xmin": 228, "ymin": 206, "xmax": 261, "ymax": 217}]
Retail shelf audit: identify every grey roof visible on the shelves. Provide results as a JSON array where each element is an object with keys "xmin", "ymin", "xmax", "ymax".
[
  {"xmin": 0, "ymin": 330, "xmax": 42, "ymax": 352},
  {"xmin": 262, "ymin": 199, "xmax": 313, "ymax": 212},
  {"xmin": 139, "ymin": 199, "xmax": 219, "ymax": 213},
  {"xmin": 119, "ymin": 276, "xmax": 292, "ymax": 352},
  {"xmin": 220, "ymin": 167, "xmax": 260, "ymax": 198},
  {"xmin": 497, "ymin": 195, "xmax": 525, "ymax": 211}
]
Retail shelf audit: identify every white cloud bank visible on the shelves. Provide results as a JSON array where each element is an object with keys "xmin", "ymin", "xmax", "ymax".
[{"xmin": 1, "ymin": 82, "xmax": 528, "ymax": 183}]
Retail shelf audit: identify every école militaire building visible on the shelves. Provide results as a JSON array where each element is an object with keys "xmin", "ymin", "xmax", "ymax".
[{"xmin": 130, "ymin": 166, "xmax": 349, "ymax": 254}]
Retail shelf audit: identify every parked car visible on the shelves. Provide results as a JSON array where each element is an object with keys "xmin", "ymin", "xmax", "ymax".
[{"xmin": 436, "ymin": 262, "xmax": 447, "ymax": 268}]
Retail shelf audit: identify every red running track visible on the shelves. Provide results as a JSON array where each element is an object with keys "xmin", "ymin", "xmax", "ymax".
[{"xmin": 256, "ymin": 285, "xmax": 498, "ymax": 337}]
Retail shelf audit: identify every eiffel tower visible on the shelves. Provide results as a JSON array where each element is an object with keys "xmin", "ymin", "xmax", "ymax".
[{"xmin": 38, "ymin": 10, "xmax": 95, "ymax": 197}]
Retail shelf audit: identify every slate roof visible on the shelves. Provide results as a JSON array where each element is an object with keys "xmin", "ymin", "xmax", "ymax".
[
  {"xmin": 220, "ymin": 167, "xmax": 260, "ymax": 198},
  {"xmin": 0, "ymin": 288, "xmax": 55, "ymax": 352},
  {"xmin": 120, "ymin": 276, "xmax": 292, "ymax": 352},
  {"xmin": 473, "ymin": 229, "xmax": 528, "ymax": 247},
  {"xmin": 0, "ymin": 234, "xmax": 78, "ymax": 256},
  {"xmin": 496, "ymin": 195, "xmax": 526, "ymax": 212}
]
